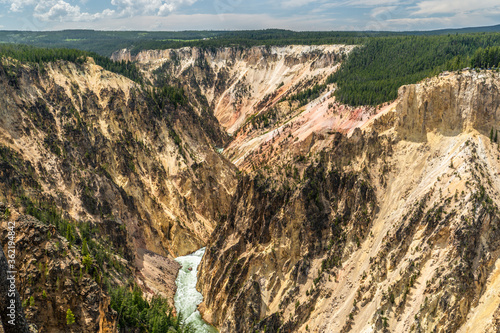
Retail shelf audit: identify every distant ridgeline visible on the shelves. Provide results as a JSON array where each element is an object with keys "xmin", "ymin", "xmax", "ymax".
[
  {"xmin": 1, "ymin": 27, "xmax": 499, "ymax": 57},
  {"xmin": 2, "ymin": 28, "xmax": 500, "ymax": 106},
  {"xmin": 0, "ymin": 43, "xmax": 143, "ymax": 84},
  {"xmin": 0, "ymin": 29, "xmax": 389, "ymax": 56}
]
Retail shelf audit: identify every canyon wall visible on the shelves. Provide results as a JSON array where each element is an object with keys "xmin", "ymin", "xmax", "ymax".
[
  {"xmin": 0, "ymin": 58, "xmax": 237, "ymax": 258},
  {"xmin": 3, "ymin": 44, "xmax": 500, "ymax": 333},
  {"xmin": 198, "ymin": 70, "xmax": 500, "ymax": 333},
  {"xmin": 113, "ymin": 45, "xmax": 353, "ymax": 133},
  {"xmin": 0, "ymin": 56, "xmax": 238, "ymax": 330}
]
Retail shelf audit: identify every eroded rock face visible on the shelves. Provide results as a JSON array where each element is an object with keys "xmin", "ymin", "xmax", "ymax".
[
  {"xmin": 0, "ymin": 58, "xmax": 237, "ymax": 258},
  {"xmin": 1, "ymin": 215, "xmax": 116, "ymax": 333},
  {"xmin": 198, "ymin": 70, "xmax": 500, "ymax": 333},
  {"xmin": 396, "ymin": 71, "xmax": 500, "ymax": 141},
  {"xmin": 0, "ymin": 57, "xmax": 237, "ymax": 331},
  {"xmin": 198, "ymin": 130, "xmax": 382, "ymax": 332},
  {"xmin": 4, "ymin": 47, "xmax": 500, "ymax": 333},
  {"xmin": 115, "ymin": 45, "xmax": 354, "ymax": 133}
]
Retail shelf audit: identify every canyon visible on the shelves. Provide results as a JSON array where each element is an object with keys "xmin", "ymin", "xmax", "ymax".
[
  {"xmin": 1, "ymin": 44, "xmax": 500, "ymax": 333},
  {"xmin": 199, "ymin": 70, "xmax": 500, "ymax": 332}
]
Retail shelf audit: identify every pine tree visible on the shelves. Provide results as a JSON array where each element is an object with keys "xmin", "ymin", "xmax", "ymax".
[
  {"xmin": 82, "ymin": 254, "xmax": 92, "ymax": 272},
  {"xmin": 82, "ymin": 239, "xmax": 89, "ymax": 256},
  {"xmin": 66, "ymin": 308, "xmax": 75, "ymax": 325},
  {"xmin": 494, "ymin": 130, "xmax": 498, "ymax": 143},
  {"xmin": 491, "ymin": 128, "xmax": 494, "ymax": 141}
]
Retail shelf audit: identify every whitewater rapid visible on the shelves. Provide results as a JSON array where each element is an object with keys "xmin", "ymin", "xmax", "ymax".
[{"xmin": 174, "ymin": 247, "xmax": 217, "ymax": 332}]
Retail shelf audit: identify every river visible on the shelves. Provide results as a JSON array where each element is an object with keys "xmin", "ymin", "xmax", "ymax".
[{"xmin": 174, "ymin": 247, "xmax": 218, "ymax": 333}]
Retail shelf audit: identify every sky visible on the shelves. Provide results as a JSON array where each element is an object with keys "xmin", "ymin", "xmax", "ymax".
[{"xmin": 0, "ymin": 0, "xmax": 499, "ymax": 31}]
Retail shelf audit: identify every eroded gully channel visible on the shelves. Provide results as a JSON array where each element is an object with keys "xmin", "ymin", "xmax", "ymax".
[{"xmin": 174, "ymin": 247, "xmax": 218, "ymax": 332}]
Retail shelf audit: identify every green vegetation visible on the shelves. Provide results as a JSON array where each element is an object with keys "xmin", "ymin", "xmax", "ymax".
[
  {"xmin": 1, "ymin": 27, "xmax": 499, "ymax": 56},
  {"xmin": 21, "ymin": 196, "xmax": 78, "ymax": 244},
  {"xmin": 0, "ymin": 43, "xmax": 143, "ymax": 83},
  {"xmin": 471, "ymin": 46, "xmax": 500, "ymax": 68},
  {"xmin": 128, "ymin": 30, "xmax": 378, "ymax": 55},
  {"xmin": 0, "ymin": 43, "xmax": 89, "ymax": 64},
  {"xmin": 82, "ymin": 254, "xmax": 93, "ymax": 272},
  {"xmin": 147, "ymin": 85, "xmax": 187, "ymax": 110},
  {"xmin": 247, "ymin": 107, "xmax": 279, "ymax": 129},
  {"xmin": 19, "ymin": 193, "xmax": 127, "ymax": 279},
  {"xmin": 109, "ymin": 284, "xmax": 191, "ymax": 333},
  {"xmin": 3, "ymin": 30, "xmax": 500, "ymax": 108},
  {"xmin": 0, "ymin": 29, "xmax": 386, "ymax": 56},
  {"xmin": 287, "ymin": 83, "xmax": 326, "ymax": 107},
  {"xmin": 66, "ymin": 308, "xmax": 76, "ymax": 325},
  {"xmin": 329, "ymin": 33, "xmax": 500, "ymax": 106},
  {"xmin": 0, "ymin": 30, "xmax": 226, "ymax": 56},
  {"xmin": 82, "ymin": 239, "xmax": 89, "ymax": 256}
]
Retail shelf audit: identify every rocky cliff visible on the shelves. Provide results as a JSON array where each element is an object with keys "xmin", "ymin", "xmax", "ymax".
[
  {"xmin": 1, "ymin": 213, "xmax": 117, "ymax": 333},
  {"xmin": 0, "ymin": 55, "xmax": 236, "ymax": 331},
  {"xmin": 396, "ymin": 71, "xmax": 500, "ymax": 140},
  {"xmin": 3, "ymin": 44, "xmax": 500, "ymax": 333},
  {"xmin": 0, "ymin": 57, "xmax": 236, "ymax": 258},
  {"xmin": 114, "ymin": 45, "xmax": 353, "ymax": 133},
  {"xmin": 198, "ymin": 70, "xmax": 500, "ymax": 333}
]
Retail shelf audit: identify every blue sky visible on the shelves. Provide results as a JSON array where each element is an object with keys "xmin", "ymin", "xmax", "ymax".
[{"xmin": 0, "ymin": 0, "xmax": 499, "ymax": 31}]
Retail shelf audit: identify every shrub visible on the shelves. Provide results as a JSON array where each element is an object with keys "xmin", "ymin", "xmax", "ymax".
[{"xmin": 66, "ymin": 308, "xmax": 75, "ymax": 325}]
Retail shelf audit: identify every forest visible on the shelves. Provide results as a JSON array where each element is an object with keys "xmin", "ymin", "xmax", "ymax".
[
  {"xmin": 470, "ymin": 46, "xmax": 500, "ymax": 68},
  {"xmin": 0, "ymin": 29, "xmax": 401, "ymax": 56},
  {"xmin": 109, "ymin": 285, "xmax": 191, "ymax": 333},
  {"xmin": 0, "ymin": 30, "xmax": 225, "ymax": 56},
  {"xmin": 3, "ymin": 29, "xmax": 500, "ymax": 106},
  {"xmin": 2, "ymin": 27, "xmax": 499, "ymax": 56},
  {"xmin": 0, "ymin": 43, "xmax": 143, "ymax": 83},
  {"xmin": 329, "ymin": 33, "xmax": 500, "ymax": 106}
]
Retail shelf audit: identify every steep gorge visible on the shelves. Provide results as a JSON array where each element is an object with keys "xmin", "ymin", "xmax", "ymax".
[
  {"xmin": 1, "ymin": 44, "xmax": 352, "ymax": 332},
  {"xmin": 2, "ymin": 44, "xmax": 500, "ymax": 333},
  {"xmin": 198, "ymin": 70, "xmax": 500, "ymax": 333},
  {"xmin": 113, "ymin": 45, "xmax": 353, "ymax": 134},
  {"xmin": 0, "ymin": 55, "xmax": 236, "ymax": 331}
]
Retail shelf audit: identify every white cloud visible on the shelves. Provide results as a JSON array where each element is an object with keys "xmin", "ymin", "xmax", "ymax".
[
  {"xmin": 386, "ymin": 8, "xmax": 500, "ymax": 30},
  {"xmin": 283, "ymin": 0, "xmax": 406, "ymax": 9},
  {"xmin": 43, "ymin": 12, "xmax": 357, "ymax": 31},
  {"xmin": 1, "ymin": 0, "xmax": 199, "ymax": 22},
  {"xmin": 370, "ymin": 6, "xmax": 397, "ymax": 18},
  {"xmin": 344, "ymin": 0, "xmax": 500, "ymax": 31},
  {"xmin": 394, "ymin": 0, "xmax": 500, "ymax": 30},
  {"xmin": 1, "ymin": 0, "xmax": 36, "ymax": 12},
  {"xmin": 412, "ymin": 0, "xmax": 500, "ymax": 16},
  {"xmin": 345, "ymin": 0, "xmax": 406, "ymax": 7},
  {"xmin": 281, "ymin": 0, "xmax": 320, "ymax": 8},
  {"xmin": 32, "ymin": 0, "xmax": 114, "ymax": 22},
  {"xmin": 2, "ymin": 0, "xmax": 500, "ymax": 30},
  {"xmin": 110, "ymin": 0, "xmax": 198, "ymax": 17}
]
